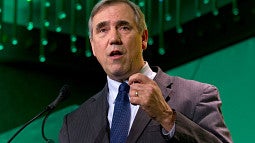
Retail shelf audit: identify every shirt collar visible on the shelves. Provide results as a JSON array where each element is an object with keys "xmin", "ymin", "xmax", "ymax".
[{"xmin": 107, "ymin": 62, "xmax": 156, "ymax": 103}]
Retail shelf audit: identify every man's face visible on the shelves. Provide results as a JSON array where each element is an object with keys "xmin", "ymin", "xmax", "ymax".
[{"xmin": 90, "ymin": 2, "xmax": 148, "ymax": 81}]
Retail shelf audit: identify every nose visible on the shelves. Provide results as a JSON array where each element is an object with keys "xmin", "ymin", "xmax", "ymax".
[{"xmin": 109, "ymin": 29, "xmax": 122, "ymax": 45}]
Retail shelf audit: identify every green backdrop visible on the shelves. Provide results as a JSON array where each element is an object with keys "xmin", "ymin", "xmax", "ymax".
[
  {"xmin": 166, "ymin": 37, "xmax": 255, "ymax": 142},
  {"xmin": 1, "ymin": 37, "xmax": 254, "ymax": 142}
]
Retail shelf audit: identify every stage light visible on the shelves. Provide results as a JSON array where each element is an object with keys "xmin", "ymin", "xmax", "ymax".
[
  {"xmin": 44, "ymin": 20, "xmax": 50, "ymax": 27},
  {"xmin": 55, "ymin": 26, "xmax": 62, "ymax": 33},
  {"xmin": 195, "ymin": 0, "xmax": 202, "ymax": 17},
  {"xmin": 0, "ymin": 0, "xmax": 239, "ymax": 62},
  {"xmin": 0, "ymin": 44, "xmax": 3, "ymax": 50},
  {"xmin": 71, "ymin": 35, "xmax": 77, "ymax": 42},
  {"xmin": 27, "ymin": 22, "xmax": 34, "ymax": 31},
  {"xmin": 58, "ymin": 12, "xmax": 66, "ymax": 20},
  {"xmin": 76, "ymin": 3, "xmax": 82, "ymax": 11},
  {"xmin": 232, "ymin": 8, "xmax": 239, "ymax": 16},
  {"xmin": 158, "ymin": 47, "xmax": 165, "ymax": 55},
  {"xmin": 44, "ymin": 1, "xmax": 50, "ymax": 7},
  {"xmin": 39, "ymin": 0, "xmax": 51, "ymax": 62},
  {"xmin": 148, "ymin": 38, "xmax": 154, "ymax": 46},
  {"xmin": 12, "ymin": 0, "xmax": 18, "ymax": 46},
  {"xmin": 26, "ymin": 0, "xmax": 34, "ymax": 31},
  {"xmin": 85, "ymin": 1, "xmax": 93, "ymax": 57},
  {"xmin": 212, "ymin": 0, "xmax": 219, "ymax": 16},
  {"xmin": 39, "ymin": 55, "xmax": 46, "ymax": 62},
  {"xmin": 164, "ymin": 0, "xmax": 172, "ymax": 21},
  {"xmin": 71, "ymin": 44, "xmax": 77, "ymax": 53},
  {"xmin": 70, "ymin": 35, "xmax": 77, "ymax": 53},
  {"xmin": 70, "ymin": 0, "xmax": 77, "ymax": 54},
  {"xmin": 41, "ymin": 38, "xmax": 48, "ymax": 46},
  {"xmin": 146, "ymin": 0, "xmax": 153, "ymax": 45},
  {"xmin": 138, "ymin": 0, "xmax": 145, "ymax": 7},
  {"xmin": 176, "ymin": 0, "xmax": 183, "ymax": 34},
  {"xmin": 203, "ymin": 0, "xmax": 210, "ymax": 5},
  {"xmin": 232, "ymin": 0, "xmax": 239, "ymax": 16},
  {"xmin": 85, "ymin": 49, "xmax": 92, "ymax": 57},
  {"xmin": 0, "ymin": 1, "xmax": 3, "ymax": 50},
  {"xmin": 158, "ymin": 0, "xmax": 165, "ymax": 54},
  {"xmin": 55, "ymin": 1, "xmax": 65, "ymax": 33},
  {"xmin": 12, "ymin": 38, "xmax": 18, "ymax": 45}
]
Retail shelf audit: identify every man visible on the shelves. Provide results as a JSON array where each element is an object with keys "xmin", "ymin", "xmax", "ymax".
[{"xmin": 59, "ymin": 0, "xmax": 233, "ymax": 142}]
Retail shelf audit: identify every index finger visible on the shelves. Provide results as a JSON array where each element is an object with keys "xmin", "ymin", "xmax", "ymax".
[{"xmin": 128, "ymin": 73, "xmax": 152, "ymax": 85}]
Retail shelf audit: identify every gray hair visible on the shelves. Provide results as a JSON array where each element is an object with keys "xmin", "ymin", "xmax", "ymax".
[{"xmin": 88, "ymin": 0, "xmax": 147, "ymax": 38}]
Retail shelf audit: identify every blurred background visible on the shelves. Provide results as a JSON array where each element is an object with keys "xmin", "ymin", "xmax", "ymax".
[{"xmin": 0, "ymin": 0, "xmax": 254, "ymax": 142}]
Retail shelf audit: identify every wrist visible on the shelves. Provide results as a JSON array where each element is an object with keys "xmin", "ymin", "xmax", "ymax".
[{"xmin": 160, "ymin": 109, "xmax": 176, "ymax": 132}]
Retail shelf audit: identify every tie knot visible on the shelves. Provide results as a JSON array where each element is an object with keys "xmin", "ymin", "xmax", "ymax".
[{"xmin": 119, "ymin": 82, "xmax": 130, "ymax": 93}]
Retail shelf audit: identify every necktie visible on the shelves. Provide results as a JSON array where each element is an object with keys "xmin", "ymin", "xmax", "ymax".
[{"xmin": 110, "ymin": 82, "xmax": 131, "ymax": 143}]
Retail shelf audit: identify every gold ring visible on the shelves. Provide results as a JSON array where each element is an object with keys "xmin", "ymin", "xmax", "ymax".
[{"xmin": 135, "ymin": 91, "xmax": 138, "ymax": 96}]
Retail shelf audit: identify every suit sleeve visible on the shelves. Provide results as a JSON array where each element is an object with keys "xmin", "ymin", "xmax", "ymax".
[{"xmin": 172, "ymin": 85, "xmax": 233, "ymax": 143}]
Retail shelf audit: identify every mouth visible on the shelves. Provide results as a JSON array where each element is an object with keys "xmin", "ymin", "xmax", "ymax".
[{"xmin": 109, "ymin": 50, "xmax": 123, "ymax": 57}]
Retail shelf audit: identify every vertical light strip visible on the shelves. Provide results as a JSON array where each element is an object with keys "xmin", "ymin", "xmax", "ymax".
[
  {"xmin": 147, "ymin": 0, "xmax": 153, "ymax": 45},
  {"xmin": 232, "ymin": 0, "xmax": 239, "ymax": 16},
  {"xmin": 138, "ymin": 0, "xmax": 145, "ymax": 13},
  {"xmin": 39, "ymin": 0, "xmax": 50, "ymax": 62},
  {"xmin": 71, "ymin": 0, "xmax": 83, "ymax": 53},
  {"xmin": 12, "ymin": 0, "xmax": 18, "ymax": 45},
  {"xmin": 70, "ymin": 0, "xmax": 77, "ymax": 53},
  {"xmin": 27, "ymin": 0, "xmax": 34, "ymax": 31},
  {"xmin": 158, "ymin": 0, "xmax": 165, "ymax": 55},
  {"xmin": 195, "ymin": 0, "xmax": 201, "ymax": 17},
  {"xmin": 0, "ymin": 0, "xmax": 3, "ymax": 50},
  {"xmin": 203, "ymin": 0, "xmax": 210, "ymax": 5},
  {"xmin": 85, "ymin": 1, "xmax": 92, "ymax": 57},
  {"xmin": 176, "ymin": 0, "xmax": 183, "ymax": 33},
  {"xmin": 164, "ymin": 0, "xmax": 172, "ymax": 22},
  {"xmin": 75, "ymin": 0, "xmax": 82, "ymax": 11},
  {"xmin": 55, "ymin": 0, "xmax": 66, "ymax": 33},
  {"xmin": 212, "ymin": 0, "xmax": 219, "ymax": 16}
]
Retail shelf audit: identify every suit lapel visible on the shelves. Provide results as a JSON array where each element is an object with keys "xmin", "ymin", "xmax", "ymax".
[
  {"xmin": 126, "ymin": 107, "xmax": 151, "ymax": 143},
  {"xmin": 88, "ymin": 85, "xmax": 110, "ymax": 143}
]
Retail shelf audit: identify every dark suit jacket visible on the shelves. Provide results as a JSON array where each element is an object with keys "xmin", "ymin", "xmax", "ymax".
[{"xmin": 59, "ymin": 67, "xmax": 232, "ymax": 143}]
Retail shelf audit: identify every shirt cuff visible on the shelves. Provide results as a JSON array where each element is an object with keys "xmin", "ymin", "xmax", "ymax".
[{"xmin": 161, "ymin": 122, "xmax": 176, "ymax": 139}]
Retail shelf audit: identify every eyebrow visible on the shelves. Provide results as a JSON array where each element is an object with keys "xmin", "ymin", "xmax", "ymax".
[
  {"xmin": 95, "ymin": 21, "xmax": 109, "ymax": 31},
  {"xmin": 116, "ymin": 20, "xmax": 131, "ymax": 27},
  {"xmin": 95, "ymin": 20, "xmax": 131, "ymax": 31}
]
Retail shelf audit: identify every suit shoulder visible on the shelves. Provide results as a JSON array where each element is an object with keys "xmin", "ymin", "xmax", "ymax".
[
  {"xmin": 66, "ymin": 90, "xmax": 104, "ymax": 119},
  {"xmin": 172, "ymin": 76, "xmax": 217, "ymax": 91}
]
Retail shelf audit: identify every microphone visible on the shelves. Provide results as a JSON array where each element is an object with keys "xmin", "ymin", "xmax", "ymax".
[
  {"xmin": 42, "ymin": 84, "xmax": 71, "ymax": 143},
  {"xmin": 7, "ymin": 84, "xmax": 71, "ymax": 143},
  {"xmin": 47, "ymin": 84, "xmax": 71, "ymax": 110}
]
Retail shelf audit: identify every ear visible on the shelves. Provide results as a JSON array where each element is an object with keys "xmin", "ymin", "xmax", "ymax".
[
  {"xmin": 141, "ymin": 30, "xmax": 148, "ymax": 50},
  {"xmin": 90, "ymin": 38, "xmax": 96, "ymax": 56}
]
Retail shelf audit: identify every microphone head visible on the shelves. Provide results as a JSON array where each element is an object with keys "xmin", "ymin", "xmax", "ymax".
[
  {"xmin": 47, "ymin": 84, "xmax": 71, "ymax": 109},
  {"xmin": 59, "ymin": 84, "xmax": 71, "ymax": 101}
]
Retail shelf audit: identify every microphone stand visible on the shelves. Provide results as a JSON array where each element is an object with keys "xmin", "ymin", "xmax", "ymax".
[
  {"xmin": 7, "ymin": 84, "xmax": 70, "ymax": 143},
  {"xmin": 7, "ymin": 107, "xmax": 51, "ymax": 143},
  {"xmin": 41, "ymin": 109, "xmax": 55, "ymax": 143}
]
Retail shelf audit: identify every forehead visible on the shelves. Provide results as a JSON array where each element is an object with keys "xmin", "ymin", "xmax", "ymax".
[{"xmin": 92, "ymin": 2, "xmax": 135, "ymax": 26}]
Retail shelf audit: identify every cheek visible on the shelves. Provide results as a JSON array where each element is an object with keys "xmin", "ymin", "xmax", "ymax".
[
  {"xmin": 92, "ymin": 47, "xmax": 102, "ymax": 58},
  {"xmin": 91, "ymin": 43, "xmax": 107, "ymax": 62},
  {"xmin": 91, "ymin": 40, "xmax": 103, "ymax": 56},
  {"xmin": 90, "ymin": 39, "xmax": 96, "ymax": 56}
]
